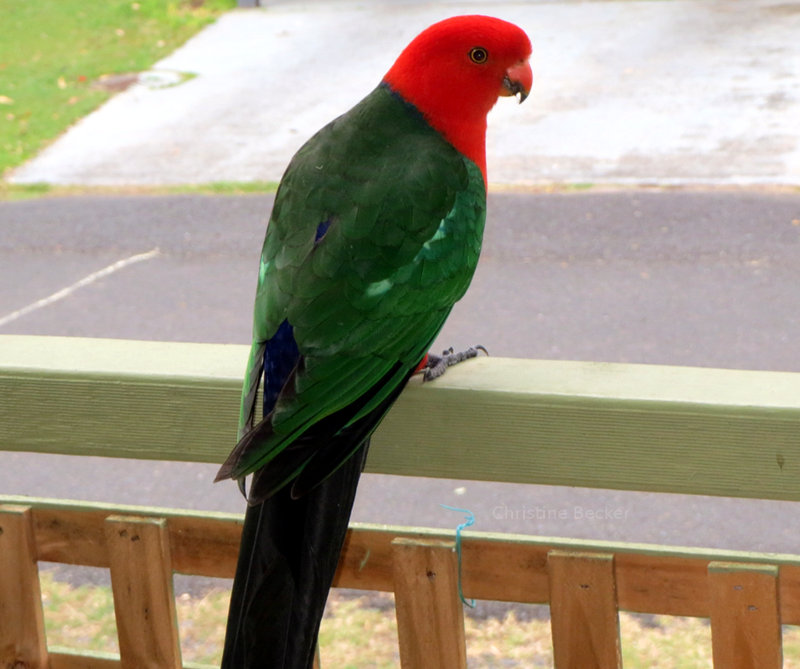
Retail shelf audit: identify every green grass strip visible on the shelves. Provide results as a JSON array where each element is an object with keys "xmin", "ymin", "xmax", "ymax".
[{"xmin": 0, "ymin": 0, "xmax": 236, "ymax": 177}]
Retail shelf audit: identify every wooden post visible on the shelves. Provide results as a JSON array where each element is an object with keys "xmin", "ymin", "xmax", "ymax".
[
  {"xmin": 104, "ymin": 515, "xmax": 182, "ymax": 669},
  {"xmin": 0, "ymin": 504, "xmax": 49, "ymax": 668},
  {"xmin": 548, "ymin": 550, "xmax": 622, "ymax": 669},
  {"xmin": 392, "ymin": 538, "xmax": 467, "ymax": 669},
  {"xmin": 709, "ymin": 561, "xmax": 782, "ymax": 669}
]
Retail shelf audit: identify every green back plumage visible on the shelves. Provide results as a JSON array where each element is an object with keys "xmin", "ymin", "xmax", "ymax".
[{"xmin": 219, "ymin": 84, "xmax": 486, "ymax": 489}]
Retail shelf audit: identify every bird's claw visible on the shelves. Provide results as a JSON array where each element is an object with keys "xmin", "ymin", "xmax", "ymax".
[{"xmin": 422, "ymin": 345, "xmax": 488, "ymax": 382}]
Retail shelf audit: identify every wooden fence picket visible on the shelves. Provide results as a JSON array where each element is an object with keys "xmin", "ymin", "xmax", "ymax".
[
  {"xmin": 104, "ymin": 515, "xmax": 182, "ymax": 669},
  {"xmin": 709, "ymin": 561, "xmax": 782, "ymax": 669},
  {"xmin": 391, "ymin": 538, "xmax": 467, "ymax": 669},
  {"xmin": 0, "ymin": 504, "xmax": 49, "ymax": 668},
  {"xmin": 548, "ymin": 550, "xmax": 622, "ymax": 669}
]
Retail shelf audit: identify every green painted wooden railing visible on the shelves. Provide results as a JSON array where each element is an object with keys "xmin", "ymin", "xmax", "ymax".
[
  {"xmin": 4, "ymin": 334, "xmax": 800, "ymax": 668},
  {"xmin": 2, "ymin": 334, "xmax": 800, "ymax": 501}
]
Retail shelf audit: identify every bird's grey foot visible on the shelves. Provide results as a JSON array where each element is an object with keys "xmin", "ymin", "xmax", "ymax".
[{"xmin": 422, "ymin": 345, "xmax": 488, "ymax": 382}]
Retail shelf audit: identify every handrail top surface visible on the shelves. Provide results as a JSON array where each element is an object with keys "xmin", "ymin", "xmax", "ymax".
[{"xmin": 3, "ymin": 334, "xmax": 800, "ymax": 410}]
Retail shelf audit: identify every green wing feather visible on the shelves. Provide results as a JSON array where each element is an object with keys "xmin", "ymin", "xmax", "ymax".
[{"xmin": 217, "ymin": 84, "xmax": 486, "ymax": 491}]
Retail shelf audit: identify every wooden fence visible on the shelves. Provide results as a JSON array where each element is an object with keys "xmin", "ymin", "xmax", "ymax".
[{"xmin": 3, "ymin": 334, "xmax": 800, "ymax": 667}]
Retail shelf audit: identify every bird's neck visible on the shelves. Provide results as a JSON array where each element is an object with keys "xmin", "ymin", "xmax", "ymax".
[{"xmin": 381, "ymin": 80, "xmax": 490, "ymax": 184}]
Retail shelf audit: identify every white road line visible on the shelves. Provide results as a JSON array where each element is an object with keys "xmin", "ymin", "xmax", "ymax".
[{"xmin": 0, "ymin": 247, "xmax": 160, "ymax": 329}]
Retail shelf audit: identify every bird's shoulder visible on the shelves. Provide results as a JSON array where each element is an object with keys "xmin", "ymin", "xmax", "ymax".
[{"xmin": 266, "ymin": 84, "xmax": 483, "ymax": 255}]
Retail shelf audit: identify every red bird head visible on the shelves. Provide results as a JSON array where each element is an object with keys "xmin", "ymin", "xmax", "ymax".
[{"xmin": 383, "ymin": 15, "xmax": 533, "ymax": 181}]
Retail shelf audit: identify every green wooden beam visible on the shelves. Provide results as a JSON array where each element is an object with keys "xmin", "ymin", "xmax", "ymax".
[
  {"xmin": 0, "ymin": 336, "xmax": 243, "ymax": 464},
  {"xmin": 3, "ymin": 335, "xmax": 800, "ymax": 501}
]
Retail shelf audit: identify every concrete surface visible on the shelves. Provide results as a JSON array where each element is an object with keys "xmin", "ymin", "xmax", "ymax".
[{"xmin": 9, "ymin": 0, "xmax": 800, "ymax": 187}]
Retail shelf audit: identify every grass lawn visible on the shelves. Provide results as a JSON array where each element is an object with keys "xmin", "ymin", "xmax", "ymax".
[{"xmin": 0, "ymin": 0, "xmax": 236, "ymax": 179}]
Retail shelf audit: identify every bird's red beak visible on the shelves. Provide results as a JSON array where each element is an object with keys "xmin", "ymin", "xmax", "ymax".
[{"xmin": 500, "ymin": 60, "xmax": 532, "ymax": 103}]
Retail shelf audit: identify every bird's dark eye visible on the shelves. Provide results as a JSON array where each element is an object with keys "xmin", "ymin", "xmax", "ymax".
[{"xmin": 469, "ymin": 47, "xmax": 488, "ymax": 64}]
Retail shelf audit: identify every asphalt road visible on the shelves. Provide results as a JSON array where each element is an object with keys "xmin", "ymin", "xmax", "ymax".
[{"xmin": 2, "ymin": 189, "xmax": 800, "ymax": 564}]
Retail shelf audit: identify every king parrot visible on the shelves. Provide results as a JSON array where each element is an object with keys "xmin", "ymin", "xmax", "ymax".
[{"xmin": 215, "ymin": 15, "xmax": 532, "ymax": 668}]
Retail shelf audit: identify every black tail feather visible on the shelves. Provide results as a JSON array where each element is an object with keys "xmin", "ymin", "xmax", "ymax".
[
  {"xmin": 220, "ymin": 441, "xmax": 368, "ymax": 669},
  {"xmin": 220, "ymin": 367, "xmax": 417, "ymax": 667}
]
